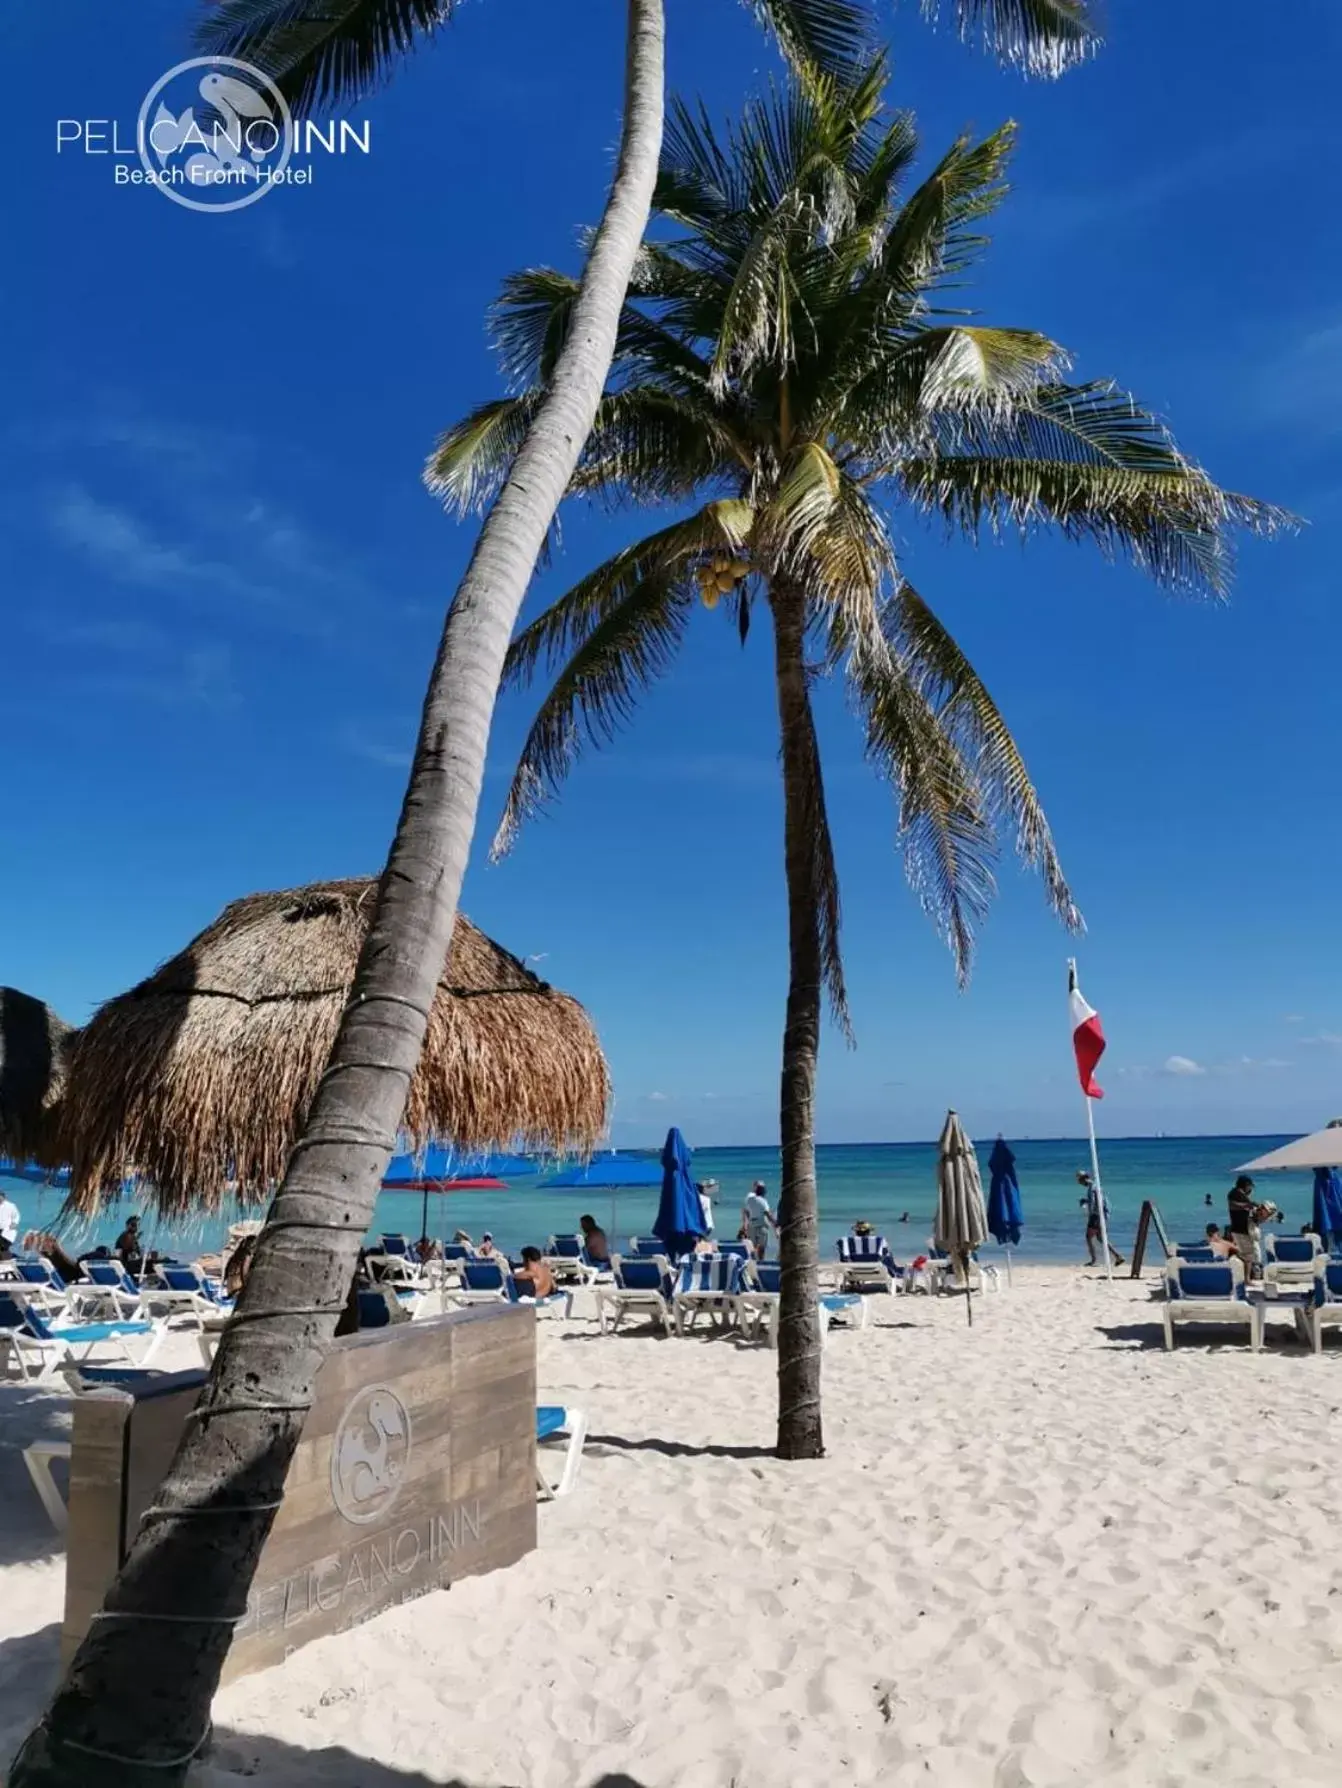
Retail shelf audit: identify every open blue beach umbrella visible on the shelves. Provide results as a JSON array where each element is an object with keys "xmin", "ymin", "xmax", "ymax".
[
  {"xmin": 652, "ymin": 1127, "xmax": 706, "ymax": 1257},
  {"xmin": 987, "ymin": 1137, "xmax": 1023, "ymax": 1248},
  {"xmin": 1313, "ymin": 1168, "xmax": 1342, "ymax": 1247}
]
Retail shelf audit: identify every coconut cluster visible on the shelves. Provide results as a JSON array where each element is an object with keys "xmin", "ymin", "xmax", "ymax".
[{"xmin": 694, "ymin": 552, "xmax": 750, "ymax": 609}]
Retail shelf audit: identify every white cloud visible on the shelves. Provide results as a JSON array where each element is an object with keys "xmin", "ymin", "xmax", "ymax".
[
  {"xmin": 340, "ymin": 724, "xmax": 412, "ymax": 770},
  {"xmin": 1164, "ymin": 1055, "xmax": 1206, "ymax": 1077},
  {"xmin": 1283, "ymin": 1014, "xmax": 1305, "ymax": 1025},
  {"xmin": 1301, "ymin": 1033, "xmax": 1342, "ymax": 1049},
  {"xmin": 645, "ymin": 1091, "xmax": 669, "ymax": 1103}
]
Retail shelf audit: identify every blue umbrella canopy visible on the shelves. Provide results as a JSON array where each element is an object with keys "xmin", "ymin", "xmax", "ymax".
[
  {"xmin": 1313, "ymin": 1167, "xmax": 1342, "ymax": 1240},
  {"xmin": 987, "ymin": 1137, "xmax": 1023, "ymax": 1248},
  {"xmin": 652, "ymin": 1127, "xmax": 706, "ymax": 1254},
  {"xmin": 382, "ymin": 1146, "xmax": 537, "ymax": 1188},
  {"xmin": 537, "ymin": 1153, "xmax": 663, "ymax": 1191}
]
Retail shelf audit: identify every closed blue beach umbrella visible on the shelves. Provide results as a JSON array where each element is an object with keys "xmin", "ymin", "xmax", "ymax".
[
  {"xmin": 987, "ymin": 1136, "xmax": 1022, "ymax": 1286},
  {"xmin": 1313, "ymin": 1167, "xmax": 1342, "ymax": 1249},
  {"xmin": 653, "ymin": 1127, "xmax": 707, "ymax": 1258}
]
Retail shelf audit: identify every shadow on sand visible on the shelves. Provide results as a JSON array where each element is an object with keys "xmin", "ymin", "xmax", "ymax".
[{"xmin": 203, "ymin": 1743, "xmax": 650, "ymax": 1787}]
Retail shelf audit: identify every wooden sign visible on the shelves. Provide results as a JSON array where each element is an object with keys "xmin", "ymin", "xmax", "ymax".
[
  {"xmin": 1130, "ymin": 1200, "xmax": 1174, "ymax": 1279},
  {"xmin": 62, "ymin": 1303, "xmax": 537, "ymax": 1681}
]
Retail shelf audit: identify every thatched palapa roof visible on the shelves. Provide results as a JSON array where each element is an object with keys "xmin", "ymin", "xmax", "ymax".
[
  {"xmin": 0, "ymin": 986, "xmax": 75, "ymax": 1169},
  {"xmin": 61, "ymin": 878, "xmax": 610, "ymax": 1216}
]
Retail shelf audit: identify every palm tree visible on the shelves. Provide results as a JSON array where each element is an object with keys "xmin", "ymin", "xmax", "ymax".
[
  {"xmin": 425, "ymin": 58, "xmax": 1284, "ymax": 1461},
  {"xmin": 10, "ymin": 9, "xmax": 1106, "ymax": 1784}
]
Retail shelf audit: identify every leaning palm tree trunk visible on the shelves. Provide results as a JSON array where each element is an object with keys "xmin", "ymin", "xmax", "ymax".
[
  {"xmin": 769, "ymin": 586, "xmax": 827, "ymax": 1459},
  {"xmin": 8, "ymin": 6, "xmax": 664, "ymax": 1784}
]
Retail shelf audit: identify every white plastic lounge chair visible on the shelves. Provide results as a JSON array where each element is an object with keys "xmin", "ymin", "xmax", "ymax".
[
  {"xmin": 141, "ymin": 1264, "xmax": 235, "ymax": 1330},
  {"xmin": 536, "ymin": 1405, "xmax": 587, "ymax": 1499},
  {"xmin": 1264, "ymin": 1233, "xmax": 1323, "ymax": 1289},
  {"xmin": 448, "ymin": 1261, "xmax": 572, "ymax": 1318},
  {"xmin": 672, "ymin": 1254, "xmax": 746, "ymax": 1336},
  {"xmin": 737, "ymin": 1263, "xmax": 871, "ymax": 1347},
  {"xmin": 544, "ymin": 1235, "xmax": 598, "ymax": 1285},
  {"xmin": 24, "ymin": 1439, "xmax": 72, "ymax": 1532},
  {"xmin": 836, "ymin": 1234, "xmax": 901, "ymax": 1294},
  {"xmin": 594, "ymin": 1255, "xmax": 672, "ymax": 1334},
  {"xmin": 10, "ymin": 1258, "xmax": 71, "ymax": 1314},
  {"xmin": 929, "ymin": 1246, "xmax": 1001, "ymax": 1295},
  {"xmin": 0, "ymin": 1292, "xmax": 168, "ymax": 1383},
  {"xmin": 1162, "ymin": 1257, "xmax": 1261, "ymax": 1351},
  {"xmin": 1296, "ymin": 1259, "xmax": 1342, "ymax": 1354},
  {"xmin": 75, "ymin": 1259, "xmax": 147, "ymax": 1321}
]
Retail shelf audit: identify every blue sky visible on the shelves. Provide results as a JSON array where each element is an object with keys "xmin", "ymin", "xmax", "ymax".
[{"xmin": 5, "ymin": 0, "xmax": 1340, "ymax": 1146}]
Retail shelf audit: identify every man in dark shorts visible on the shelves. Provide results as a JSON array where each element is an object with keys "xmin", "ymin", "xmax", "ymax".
[{"xmin": 1078, "ymin": 1171, "xmax": 1123, "ymax": 1267}]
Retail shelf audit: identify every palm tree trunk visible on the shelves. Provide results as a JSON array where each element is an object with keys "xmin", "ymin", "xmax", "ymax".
[
  {"xmin": 769, "ymin": 584, "xmax": 825, "ymax": 1461},
  {"xmin": 8, "ymin": 8, "xmax": 664, "ymax": 1784}
]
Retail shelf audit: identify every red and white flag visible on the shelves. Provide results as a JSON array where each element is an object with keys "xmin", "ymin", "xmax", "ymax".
[{"xmin": 1068, "ymin": 965, "xmax": 1106, "ymax": 1100}]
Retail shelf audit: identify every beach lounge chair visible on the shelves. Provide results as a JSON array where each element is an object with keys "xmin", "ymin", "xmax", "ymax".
[
  {"xmin": 737, "ymin": 1263, "xmax": 871, "ymax": 1347},
  {"xmin": 628, "ymin": 1236, "xmax": 672, "ymax": 1259},
  {"xmin": 544, "ymin": 1236, "xmax": 598, "ymax": 1284},
  {"xmin": 449, "ymin": 1261, "xmax": 572, "ymax": 1318},
  {"xmin": 1296, "ymin": 1259, "xmax": 1342, "ymax": 1354},
  {"xmin": 0, "ymin": 1293, "xmax": 167, "ymax": 1384},
  {"xmin": 594, "ymin": 1255, "xmax": 673, "ymax": 1334},
  {"xmin": 76, "ymin": 1259, "xmax": 148, "ymax": 1321},
  {"xmin": 672, "ymin": 1254, "xmax": 747, "ymax": 1336},
  {"xmin": 142, "ymin": 1264, "xmax": 234, "ymax": 1329},
  {"xmin": 1162, "ymin": 1258, "xmax": 1261, "ymax": 1351},
  {"xmin": 536, "ymin": 1405, "xmax": 588, "ymax": 1500},
  {"xmin": 1172, "ymin": 1246, "xmax": 1218, "ymax": 1263},
  {"xmin": 836, "ymin": 1234, "xmax": 900, "ymax": 1295},
  {"xmin": 24, "ymin": 1438, "xmax": 73, "ymax": 1532},
  {"xmin": 1265, "ymin": 1234, "xmax": 1323, "ymax": 1288},
  {"xmin": 928, "ymin": 1246, "xmax": 1000, "ymax": 1295},
  {"xmin": 11, "ymin": 1258, "xmax": 70, "ymax": 1314}
]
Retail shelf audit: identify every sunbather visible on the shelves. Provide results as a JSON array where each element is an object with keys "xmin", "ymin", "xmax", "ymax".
[
  {"xmin": 514, "ymin": 1247, "xmax": 558, "ymax": 1300},
  {"xmin": 579, "ymin": 1214, "xmax": 611, "ymax": 1266}
]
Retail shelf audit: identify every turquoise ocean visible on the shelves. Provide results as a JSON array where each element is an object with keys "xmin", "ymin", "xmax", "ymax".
[{"xmin": 1, "ymin": 1135, "xmax": 1304, "ymax": 1266}]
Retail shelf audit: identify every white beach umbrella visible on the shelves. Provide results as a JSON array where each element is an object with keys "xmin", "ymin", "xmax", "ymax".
[
  {"xmin": 935, "ymin": 1109, "xmax": 989, "ymax": 1325},
  {"xmin": 1238, "ymin": 1121, "xmax": 1342, "ymax": 1174}
]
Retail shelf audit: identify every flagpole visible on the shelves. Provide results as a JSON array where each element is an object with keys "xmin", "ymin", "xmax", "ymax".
[{"xmin": 1068, "ymin": 956, "xmax": 1113, "ymax": 1287}]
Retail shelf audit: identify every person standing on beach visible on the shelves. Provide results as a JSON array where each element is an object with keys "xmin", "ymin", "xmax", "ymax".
[
  {"xmin": 1226, "ymin": 1176, "xmax": 1258, "ymax": 1277},
  {"xmin": 0, "ymin": 1190, "xmax": 20, "ymax": 1261},
  {"xmin": 697, "ymin": 1179, "xmax": 717, "ymax": 1238},
  {"xmin": 1077, "ymin": 1171, "xmax": 1123, "ymax": 1267},
  {"xmin": 741, "ymin": 1181, "xmax": 777, "ymax": 1260}
]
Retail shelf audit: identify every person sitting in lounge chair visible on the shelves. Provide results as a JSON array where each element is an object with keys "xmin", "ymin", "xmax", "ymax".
[
  {"xmin": 1204, "ymin": 1223, "xmax": 1237, "ymax": 1260},
  {"xmin": 579, "ymin": 1214, "xmax": 611, "ymax": 1267},
  {"xmin": 477, "ymin": 1233, "xmax": 505, "ymax": 1262},
  {"xmin": 513, "ymin": 1246, "xmax": 558, "ymax": 1301}
]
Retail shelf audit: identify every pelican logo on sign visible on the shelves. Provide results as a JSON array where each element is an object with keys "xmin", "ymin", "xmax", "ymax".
[
  {"xmin": 330, "ymin": 1386, "xmax": 412, "ymax": 1526},
  {"xmin": 137, "ymin": 57, "xmax": 293, "ymax": 213}
]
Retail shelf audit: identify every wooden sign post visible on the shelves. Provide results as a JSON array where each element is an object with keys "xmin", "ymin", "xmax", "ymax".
[
  {"xmin": 62, "ymin": 1303, "xmax": 536, "ymax": 1682},
  {"xmin": 1129, "ymin": 1200, "xmax": 1173, "ymax": 1280}
]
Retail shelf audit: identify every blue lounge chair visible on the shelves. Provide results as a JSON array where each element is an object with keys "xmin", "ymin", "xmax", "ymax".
[
  {"xmin": 1298, "ymin": 1260, "xmax": 1342, "ymax": 1353},
  {"xmin": 450, "ymin": 1261, "xmax": 571, "ymax": 1318},
  {"xmin": 836, "ymin": 1234, "xmax": 901, "ymax": 1294},
  {"xmin": 11, "ymin": 1258, "xmax": 70, "ymax": 1312},
  {"xmin": 672, "ymin": 1254, "xmax": 746, "ymax": 1335},
  {"xmin": 1163, "ymin": 1258, "xmax": 1261, "ymax": 1351},
  {"xmin": 536, "ymin": 1405, "xmax": 587, "ymax": 1499},
  {"xmin": 595, "ymin": 1256, "xmax": 672, "ymax": 1334},
  {"xmin": 738, "ymin": 1262, "xmax": 870, "ymax": 1346},
  {"xmin": 0, "ymin": 1292, "xmax": 167, "ymax": 1383},
  {"xmin": 1265, "ymin": 1234, "xmax": 1323, "ymax": 1288},
  {"xmin": 77, "ymin": 1259, "xmax": 147, "ymax": 1321},
  {"xmin": 143, "ymin": 1264, "xmax": 234, "ymax": 1330},
  {"xmin": 544, "ymin": 1235, "xmax": 599, "ymax": 1284}
]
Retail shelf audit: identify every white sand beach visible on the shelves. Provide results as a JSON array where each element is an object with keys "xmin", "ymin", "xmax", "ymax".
[{"xmin": 4, "ymin": 1267, "xmax": 1342, "ymax": 1788}]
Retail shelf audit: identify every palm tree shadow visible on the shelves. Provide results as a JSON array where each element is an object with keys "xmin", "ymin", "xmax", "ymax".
[{"xmin": 208, "ymin": 1737, "xmax": 649, "ymax": 1788}]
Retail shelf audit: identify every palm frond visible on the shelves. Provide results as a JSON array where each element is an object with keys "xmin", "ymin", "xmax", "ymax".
[
  {"xmin": 195, "ymin": 0, "xmax": 457, "ymax": 110},
  {"xmin": 493, "ymin": 572, "xmax": 694, "ymax": 860},
  {"xmin": 925, "ymin": 0, "xmax": 1102, "ymax": 77},
  {"xmin": 573, "ymin": 388, "xmax": 751, "ymax": 501},
  {"xmin": 424, "ymin": 394, "xmax": 541, "ymax": 515},
  {"xmin": 890, "ymin": 581, "xmax": 1079, "ymax": 927},
  {"xmin": 503, "ymin": 500, "xmax": 754, "ymax": 693},
  {"xmin": 846, "ymin": 623, "xmax": 998, "ymax": 984},
  {"xmin": 751, "ymin": 0, "xmax": 875, "ymax": 79},
  {"xmin": 897, "ymin": 450, "xmax": 1286, "ymax": 597}
]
